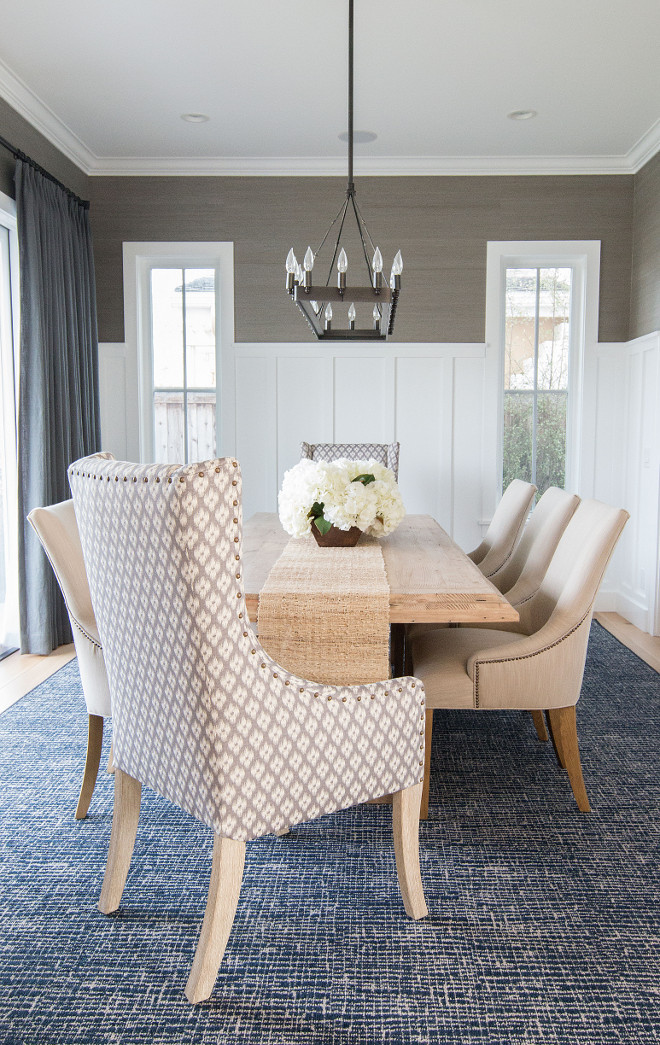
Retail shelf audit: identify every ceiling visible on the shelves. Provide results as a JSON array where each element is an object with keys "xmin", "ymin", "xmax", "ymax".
[{"xmin": 1, "ymin": 0, "xmax": 659, "ymax": 176}]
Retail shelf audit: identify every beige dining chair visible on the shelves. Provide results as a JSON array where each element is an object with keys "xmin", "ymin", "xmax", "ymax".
[
  {"xmin": 301, "ymin": 440, "xmax": 400, "ymax": 479},
  {"xmin": 410, "ymin": 498, "xmax": 629, "ymax": 817},
  {"xmin": 468, "ymin": 479, "xmax": 537, "ymax": 577},
  {"xmin": 69, "ymin": 454, "xmax": 427, "ymax": 1004},
  {"xmin": 28, "ymin": 498, "xmax": 112, "ymax": 819},
  {"xmin": 487, "ymin": 486, "xmax": 580, "ymax": 602}
]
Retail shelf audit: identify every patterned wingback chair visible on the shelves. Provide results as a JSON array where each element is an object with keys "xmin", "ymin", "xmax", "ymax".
[
  {"xmin": 68, "ymin": 455, "xmax": 427, "ymax": 1004},
  {"xmin": 301, "ymin": 441, "xmax": 400, "ymax": 480}
]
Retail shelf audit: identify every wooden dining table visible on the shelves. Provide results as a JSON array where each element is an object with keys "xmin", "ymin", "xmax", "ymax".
[{"xmin": 243, "ymin": 512, "xmax": 519, "ymax": 629}]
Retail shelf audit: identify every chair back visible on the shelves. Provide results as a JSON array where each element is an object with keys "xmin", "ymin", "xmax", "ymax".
[
  {"xmin": 490, "ymin": 486, "xmax": 580, "ymax": 601},
  {"xmin": 300, "ymin": 441, "xmax": 400, "ymax": 479},
  {"xmin": 469, "ymin": 479, "xmax": 537, "ymax": 576},
  {"xmin": 28, "ymin": 499, "xmax": 111, "ymax": 717},
  {"xmin": 517, "ymin": 499, "xmax": 630, "ymax": 637}
]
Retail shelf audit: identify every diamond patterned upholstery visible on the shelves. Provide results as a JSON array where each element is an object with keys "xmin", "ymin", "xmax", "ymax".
[
  {"xmin": 68, "ymin": 456, "xmax": 424, "ymax": 842},
  {"xmin": 300, "ymin": 441, "xmax": 400, "ymax": 479}
]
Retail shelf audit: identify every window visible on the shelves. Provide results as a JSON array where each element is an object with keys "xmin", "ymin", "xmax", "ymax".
[
  {"xmin": 484, "ymin": 241, "xmax": 600, "ymax": 510},
  {"xmin": 503, "ymin": 267, "xmax": 572, "ymax": 496},
  {"xmin": 0, "ymin": 191, "xmax": 20, "ymax": 656},
  {"xmin": 123, "ymin": 242, "xmax": 235, "ymax": 464},
  {"xmin": 150, "ymin": 268, "xmax": 217, "ymax": 462}
]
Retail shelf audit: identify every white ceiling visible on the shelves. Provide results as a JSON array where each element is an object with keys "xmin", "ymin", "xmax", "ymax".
[{"xmin": 1, "ymin": 0, "xmax": 659, "ymax": 176}]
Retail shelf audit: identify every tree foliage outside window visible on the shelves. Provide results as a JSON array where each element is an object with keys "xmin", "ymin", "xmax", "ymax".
[{"xmin": 503, "ymin": 268, "xmax": 571, "ymax": 498}]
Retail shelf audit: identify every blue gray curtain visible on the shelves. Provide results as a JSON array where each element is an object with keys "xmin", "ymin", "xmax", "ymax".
[{"xmin": 16, "ymin": 160, "xmax": 101, "ymax": 654}]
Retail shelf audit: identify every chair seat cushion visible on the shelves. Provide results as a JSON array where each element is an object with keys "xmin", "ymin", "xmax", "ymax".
[{"xmin": 411, "ymin": 628, "xmax": 523, "ymax": 710}]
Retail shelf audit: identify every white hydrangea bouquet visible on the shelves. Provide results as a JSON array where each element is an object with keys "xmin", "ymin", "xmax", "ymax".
[{"xmin": 278, "ymin": 457, "xmax": 405, "ymax": 542}]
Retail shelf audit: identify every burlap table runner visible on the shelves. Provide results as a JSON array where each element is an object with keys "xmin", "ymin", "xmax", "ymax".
[{"xmin": 257, "ymin": 535, "xmax": 390, "ymax": 686}]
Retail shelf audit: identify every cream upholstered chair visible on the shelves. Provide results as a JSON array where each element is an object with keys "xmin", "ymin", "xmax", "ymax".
[
  {"xmin": 28, "ymin": 499, "xmax": 112, "ymax": 819},
  {"xmin": 68, "ymin": 454, "xmax": 427, "ymax": 1004},
  {"xmin": 301, "ymin": 440, "xmax": 400, "ymax": 479},
  {"xmin": 487, "ymin": 486, "xmax": 580, "ymax": 603},
  {"xmin": 411, "ymin": 499, "xmax": 629, "ymax": 817},
  {"xmin": 468, "ymin": 479, "xmax": 537, "ymax": 577}
]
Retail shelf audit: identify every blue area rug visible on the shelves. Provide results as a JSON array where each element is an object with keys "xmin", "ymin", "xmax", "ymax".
[{"xmin": 1, "ymin": 622, "xmax": 659, "ymax": 1044}]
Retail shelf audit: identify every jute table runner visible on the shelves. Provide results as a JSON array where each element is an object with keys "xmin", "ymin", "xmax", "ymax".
[{"xmin": 257, "ymin": 536, "xmax": 390, "ymax": 686}]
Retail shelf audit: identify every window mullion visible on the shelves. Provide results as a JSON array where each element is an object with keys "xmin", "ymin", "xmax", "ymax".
[
  {"xmin": 532, "ymin": 269, "xmax": 541, "ymax": 488},
  {"xmin": 181, "ymin": 268, "xmax": 189, "ymax": 463}
]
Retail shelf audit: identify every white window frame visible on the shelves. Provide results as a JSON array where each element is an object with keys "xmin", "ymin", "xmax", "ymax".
[
  {"xmin": 483, "ymin": 240, "xmax": 601, "ymax": 520},
  {"xmin": 0, "ymin": 189, "xmax": 20, "ymax": 651},
  {"xmin": 123, "ymin": 242, "xmax": 235, "ymax": 463}
]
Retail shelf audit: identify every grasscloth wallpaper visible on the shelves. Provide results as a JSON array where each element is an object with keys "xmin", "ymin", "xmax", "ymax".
[
  {"xmin": 88, "ymin": 173, "xmax": 634, "ymax": 344},
  {"xmin": 0, "ymin": 96, "xmax": 658, "ymax": 343}
]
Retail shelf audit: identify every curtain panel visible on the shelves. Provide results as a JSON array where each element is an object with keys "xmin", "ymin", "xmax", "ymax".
[{"xmin": 16, "ymin": 161, "xmax": 101, "ymax": 654}]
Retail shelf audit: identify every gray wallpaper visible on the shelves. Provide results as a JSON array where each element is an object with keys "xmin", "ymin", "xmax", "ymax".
[{"xmin": 630, "ymin": 151, "xmax": 660, "ymax": 340}]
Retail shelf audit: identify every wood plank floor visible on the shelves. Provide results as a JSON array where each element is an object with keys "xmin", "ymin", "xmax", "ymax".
[{"xmin": 0, "ymin": 614, "xmax": 657, "ymax": 717}]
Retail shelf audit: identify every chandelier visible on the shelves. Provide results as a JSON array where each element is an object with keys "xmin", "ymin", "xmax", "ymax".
[{"xmin": 285, "ymin": 0, "xmax": 402, "ymax": 340}]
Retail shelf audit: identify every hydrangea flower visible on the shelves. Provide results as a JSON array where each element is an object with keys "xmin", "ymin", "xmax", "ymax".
[{"xmin": 278, "ymin": 458, "xmax": 405, "ymax": 538}]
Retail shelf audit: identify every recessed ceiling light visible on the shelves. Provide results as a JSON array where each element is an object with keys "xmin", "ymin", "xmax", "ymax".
[
  {"xmin": 507, "ymin": 109, "xmax": 537, "ymax": 121},
  {"xmin": 181, "ymin": 113, "xmax": 210, "ymax": 123},
  {"xmin": 338, "ymin": 130, "xmax": 377, "ymax": 143}
]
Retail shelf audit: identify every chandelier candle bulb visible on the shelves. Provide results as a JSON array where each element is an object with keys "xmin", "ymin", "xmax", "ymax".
[
  {"xmin": 348, "ymin": 302, "xmax": 356, "ymax": 330},
  {"xmin": 372, "ymin": 247, "xmax": 383, "ymax": 291},
  {"xmin": 304, "ymin": 247, "xmax": 314, "ymax": 290},
  {"xmin": 286, "ymin": 248, "xmax": 297, "ymax": 292},
  {"xmin": 337, "ymin": 248, "xmax": 348, "ymax": 291},
  {"xmin": 373, "ymin": 304, "xmax": 381, "ymax": 331},
  {"xmin": 324, "ymin": 303, "xmax": 333, "ymax": 330}
]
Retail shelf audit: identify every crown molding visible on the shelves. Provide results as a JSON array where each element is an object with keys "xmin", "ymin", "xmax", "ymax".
[
  {"xmin": 0, "ymin": 58, "xmax": 95, "ymax": 173},
  {"xmin": 1, "ymin": 57, "xmax": 658, "ymax": 178},
  {"xmin": 87, "ymin": 153, "xmax": 646, "ymax": 177}
]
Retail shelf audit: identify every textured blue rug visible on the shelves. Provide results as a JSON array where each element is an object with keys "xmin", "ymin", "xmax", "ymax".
[{"xmin": 1, "ymin": 622, "xmax": 659, "ymax": 1045}]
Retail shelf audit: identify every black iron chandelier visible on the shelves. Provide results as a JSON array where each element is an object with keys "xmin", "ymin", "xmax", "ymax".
[{"xmin": 285, "ymin": 0, "xmax": 402, "ymax": 340}]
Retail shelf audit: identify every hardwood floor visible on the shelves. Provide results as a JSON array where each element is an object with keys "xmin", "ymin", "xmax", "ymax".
[
  {"xmin": 0, "ymin": 614, "xmax": 657, "ymax": 717},
  {"xmin": 0, "ymin": 643, "xmax": 75, "ymax": 715}
]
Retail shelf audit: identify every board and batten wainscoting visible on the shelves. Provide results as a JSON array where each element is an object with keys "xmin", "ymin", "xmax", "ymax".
[{"xmin": 99, "ymin": 332, "xmax": 660, "ymax": 636}]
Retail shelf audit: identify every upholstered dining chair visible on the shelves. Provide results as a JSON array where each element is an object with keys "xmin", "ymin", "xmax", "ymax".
[
  {"xmin": 28, "ymin": 498, "xmax": 112, "ymax": 819},
  {"xmin": 487, "ymin": 486, "xmax": 580, "ymax": 603},
  {"xmin": 468, "ymin": 479, "xmax": 537, "ymax": 577},
  {"xmin": 301, "ymin": 440, "xmax": 400, "ymax": 479},
  {"xmin": 410, "ymin": 499, "xmax": 629, "ymax": 817},
  {"xmin": 69, "ymin": 454, "xmax": 427, "ymax": 1004}
]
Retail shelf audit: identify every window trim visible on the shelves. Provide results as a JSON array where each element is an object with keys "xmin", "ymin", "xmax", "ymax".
[
  {"xmin": 123, "ymin": 242, "xmax": 235, "ymax": 463},
  {"xmin": 484, "ymin": 240, "xmax": 600, "ymax": 517},
  {"xmin": 0, "ymin": 189, "xmax": 20, "ymax": 650}
]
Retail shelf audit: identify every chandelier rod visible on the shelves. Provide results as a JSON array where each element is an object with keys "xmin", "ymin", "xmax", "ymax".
[{"xmin": 347, "ymin": 0, "xmax": 354, "ymax": 196}]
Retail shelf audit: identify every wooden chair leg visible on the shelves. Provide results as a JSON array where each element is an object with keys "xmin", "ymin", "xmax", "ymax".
[
  {"xmin": 98, "ymin": 769, "xmax": 142, "ymax": 914},
  {"xmin": 547, "ymin": 706, "xmax": 591, "ymax": 812},
  {"xmin": 420, "ymin": 709, "xmax": 433, "ymax": 820},
  {"xmin": 392, "ymin": 782, "xmax": 428, "ymax": 921},
  {"xmin": 75, "ymin": 714, "xmax": 104, "ymax": 820},
  {"xmin": 185, "ymin": 835, "xmax": 246, "ymax": 1004},
  {"xmin": 106, "ymin": 740, "xmax": 115, "ymax": 774},
  {"xmin": 545, "ymin": 709, "xmax": 566, "ymax": 767},
  {"xmin": 530, "ymin": 710, "xmax": 549, "ymax": 742}
]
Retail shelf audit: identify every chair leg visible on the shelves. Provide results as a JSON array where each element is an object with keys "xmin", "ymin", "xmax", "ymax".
[
  {"xmin": 98, "ymin": 769, "xmax": 142, "ymax": 914},
  {"xmin": 75, "ymin": 714, "xmax": 104, "ymax": 820},
  {"xmin": 392, "ymin": 783, "xmax": 428, "ymax": 921},
  {"xmin": 420, "ymin": 709, "xmax": 434, "ymax": 820},
  {"xmin": 530, "ymin": 710, "xmax": 549, "ymax": 742},
  {"xmin": 106, "ymin": 740, "xmax": 115, "ymax": 774},
  {"xmin": 547, "ymin": 706, "xmax": 591, "ymax": 812},
  {"xmin": 185, "ymin": 835, "xmax": 246, "ymax": 1004},
  {"xmin": 545, "ymin": 710, "xmax": 566, "ymax": 768}
]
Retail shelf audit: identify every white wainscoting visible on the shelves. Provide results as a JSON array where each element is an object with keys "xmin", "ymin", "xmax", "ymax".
[
  {"xmin": 233, "ymin": 343, "xmax": 486, "ymax": 551},
  {"xmin": 99, "ymin": 331, "xmax": 660, "ymax": 635}
]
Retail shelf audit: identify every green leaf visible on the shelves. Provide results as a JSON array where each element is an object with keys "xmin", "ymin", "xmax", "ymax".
[
  {"xmin": 308, "ymin": 501, "xmax": 325, "ymax": 519},
  {"xmin": 352, "ymin": 473, "xmax": 376, "ymax": 486},
  {"xmin": 313, "ymin": 515, "xmax": 333, "ymax": 535}
]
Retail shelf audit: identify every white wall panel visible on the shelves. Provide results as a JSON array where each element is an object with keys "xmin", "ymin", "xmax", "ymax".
[
  {"xmin": 333, "ymin": 356, "xmax": 391, "ymax": 445},
  {"xmin": 276, "ymin": 355, "xmax": 333, "ymax": 482},
  {"xmin": 452, "ymin": 355, "xmax": 486, "ymax": 550},
  {"xmin": 98, "ymin": 343, "xmax": 135, "ymax": 460},
  {"xmin": 234, "ymin": 354, "xmax": 277, "ymax": 523},
  {"xmin": 395, "ymin": 356, "xmax": 449, "ymax": 523}
]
